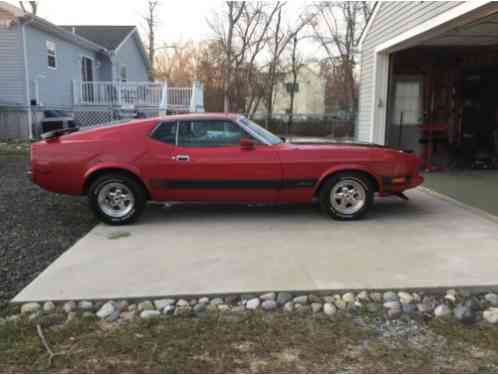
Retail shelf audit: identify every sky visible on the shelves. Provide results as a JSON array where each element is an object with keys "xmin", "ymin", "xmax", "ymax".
[
  {"xmin": 5, "ymin": 0, "xmax": 324, "ymax": 57},
  {"xmin": 6, "ymin": 0, "xmax": 221, "ymax": 43}
]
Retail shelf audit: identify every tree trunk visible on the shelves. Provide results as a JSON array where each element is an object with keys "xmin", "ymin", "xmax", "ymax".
[
  {"xmin": 288, "ymin": 36, "xmax": 299, "ymax": 138},
  {"xmin": 266, "ymin": 6, "xmax": 282, "ymax": 128}
]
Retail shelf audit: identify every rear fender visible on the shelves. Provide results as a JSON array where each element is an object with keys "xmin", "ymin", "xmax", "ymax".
[
  {"xmin": 314, "ymin": 164, "xmax": 382, "ymax": 195},
  {"xmin": 83, "ymin": 162, "xmax": 145, "ymax": 192}
]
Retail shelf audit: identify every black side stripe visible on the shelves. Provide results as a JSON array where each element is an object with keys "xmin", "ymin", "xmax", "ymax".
[{"xmin": 150, "ymin": 179, "xmax": 317, "ymax": 190}]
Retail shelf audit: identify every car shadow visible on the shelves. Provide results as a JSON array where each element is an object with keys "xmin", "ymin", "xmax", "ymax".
[{"xmin": 136, "ymin": 194, "xmax": 429, "ymax": 225}]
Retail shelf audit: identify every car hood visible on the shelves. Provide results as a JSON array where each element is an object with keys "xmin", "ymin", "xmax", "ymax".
[{"xmin": 288, "ymin": 140, "xmax": 413, "ymax": 153}]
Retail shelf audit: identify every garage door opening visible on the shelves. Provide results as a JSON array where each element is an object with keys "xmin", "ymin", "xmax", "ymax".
[{"xmin": 385, "ymin": 11, "xmax": 498, "ymax": 216}]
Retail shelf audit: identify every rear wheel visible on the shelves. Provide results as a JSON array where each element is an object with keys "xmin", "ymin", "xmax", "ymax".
[
  {"xmin": 319, "ymin": 172, "xmax": 374, "ymax": 221},
  {"xmin": 88, "ymin": 173, "xmax": 146, "ymax": 225}
]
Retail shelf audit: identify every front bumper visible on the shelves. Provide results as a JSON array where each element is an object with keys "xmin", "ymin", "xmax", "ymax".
[
  {"xmin": 408, "ymin": 175, "xmax": 424, "ymax": 189},
  {"xmin": 381, "ymin": 175, "xmax": 424, "ymax": 194}
]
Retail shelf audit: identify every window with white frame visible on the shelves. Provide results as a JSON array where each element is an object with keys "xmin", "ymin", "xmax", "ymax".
[
  {"xmin": 391, "ymin": 79, "xmax": 422, "ymax": 125},
  {"xmin": 47, "ymin": 41, "xmax": 57, "ymax": 69},
  {"xmin": 120, "ymin": 65, "xmax": 128, "ymax": 82}
]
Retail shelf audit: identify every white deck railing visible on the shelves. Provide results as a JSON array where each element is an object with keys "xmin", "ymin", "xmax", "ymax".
[{"xmin": 72, "ymin": 81, "xmax": 203, "ymax": 112}]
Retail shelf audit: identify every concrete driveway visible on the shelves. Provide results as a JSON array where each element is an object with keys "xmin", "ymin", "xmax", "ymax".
[{"xmin": 14, "ymin": 188, "xmax": 498, "ymax": 302}]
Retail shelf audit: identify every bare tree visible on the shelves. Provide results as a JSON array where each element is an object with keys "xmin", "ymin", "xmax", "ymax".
[
  {"xmin": 208, "ymin": 2, "xmax": 315, "ymax": 117},
  {"xmin": 208, "ymin": 2, "xmax": 246, "ymax": 112},
  {"xmin": 19, "ymin": 1, "xmax": 37, "ymax": 15},
  {"xmin": 208, "ymin": 2, "xmax": 283, "ymax": 115},
  {"xmin": 264, "ymin": 5, "xmax": 316, "ymax": 125},
  {"xmin": 154, "ymin": 40, "xmax": 226, "ymax": 111},
  {"xmin": 311, "ymin": 2, "xmax": 374, "ymax": 112},
  {"xmin": 144, "ymin": 0, "xmax": 160, "ymax": 79},
  {"xmin": 232, "ymin": 2, "xmax": 281, "ymax": 115},
  {"xmin": 287, "ymin": 34, "xmax": 304, "ymax": 131}
]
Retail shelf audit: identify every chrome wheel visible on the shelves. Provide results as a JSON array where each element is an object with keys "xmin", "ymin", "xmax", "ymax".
[
  {"xmin": 330, "ymin": 179, "xmax": 366, "ymax": 215},
  {"xmin": 97, "ymin": 182, "xmax": 135, "ymax": 219}
]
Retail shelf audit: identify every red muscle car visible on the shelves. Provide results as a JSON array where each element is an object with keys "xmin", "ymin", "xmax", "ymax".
[{"xmin": 30, "ymin": 113, "xmax": 424, "ymax": 225}]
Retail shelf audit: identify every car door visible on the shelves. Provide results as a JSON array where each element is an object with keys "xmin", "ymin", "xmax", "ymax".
[
  {"xmin": 142, "ymin": 120, "xmax": 178, "ymax": 201},
  {"xmin": 169, "ymin": 119, "xmax": 282, "ymax": 203}
]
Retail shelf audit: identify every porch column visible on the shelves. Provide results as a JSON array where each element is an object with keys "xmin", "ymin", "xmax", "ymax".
[
  {"xmin": 190, "ymin": 80, "xmax": 204, "ymax": 113},
  {"xmin": 159, "ymin": 81, "xmax": 168, "ymax": 116},
  {"xmin": 71, "ymin": 80, "xmax": 77, "ymax": 106}
]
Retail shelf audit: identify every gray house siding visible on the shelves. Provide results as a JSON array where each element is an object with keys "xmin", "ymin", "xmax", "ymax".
[
  {"xmin": 0, "ymin": 23, "xmax": 26, "ymax": 106},
  {"xmin": 98, "ymin": 54, "xmax": 113, "ymax": 81},
  {"xmin": 114, "ymin": 33, "xmax": 148, "ymax": 82},
  {"xmin": 357, "ymin": 1, "xmax": 463, "ymax": 143},
  {"xmin": 25, "ymin": 24, "xmax": 100, "ymax": 108}
]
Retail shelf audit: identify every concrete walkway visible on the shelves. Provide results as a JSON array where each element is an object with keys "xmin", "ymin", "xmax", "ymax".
[
  {"xmin": 14, "ymin": 189, "xmax": 498, "ymax": 302},
  {"xmin": 423, "ymin": 170, "xmax": 498, "ymax": 217}
]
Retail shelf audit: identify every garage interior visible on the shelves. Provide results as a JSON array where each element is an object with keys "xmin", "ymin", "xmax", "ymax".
[{"xmin": 386, "ymin": 11, "xmax": 498, "ymax": 216}]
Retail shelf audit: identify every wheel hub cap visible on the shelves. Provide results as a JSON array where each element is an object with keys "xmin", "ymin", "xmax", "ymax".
[
  {"xmin": 330, "ymin": 179, "xmax": 366, "ymax": 215},
  {"xmin": 97, "ymin": 182, "xmax": 135, "ymax": 218}
]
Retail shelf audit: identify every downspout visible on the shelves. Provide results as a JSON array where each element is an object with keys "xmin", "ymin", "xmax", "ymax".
[{"xmin": 21, "ymin": 17, "xmax": 34, "ymax": 139}]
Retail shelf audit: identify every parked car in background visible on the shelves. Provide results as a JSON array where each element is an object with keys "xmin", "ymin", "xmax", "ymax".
[{"xmin": 30, "ymin": 113, "xmax": 424, "ymax": 225}]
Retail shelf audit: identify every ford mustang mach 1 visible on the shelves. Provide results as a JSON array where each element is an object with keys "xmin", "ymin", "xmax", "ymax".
[{"xmin": 30, "ymin": 113, "xmax": 424, "ymax": 225}]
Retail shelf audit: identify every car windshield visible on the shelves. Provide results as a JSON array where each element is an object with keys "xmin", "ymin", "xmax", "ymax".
[{"xmin": 238, "ymin": 116, "xmax": 283, "ymax": 145}]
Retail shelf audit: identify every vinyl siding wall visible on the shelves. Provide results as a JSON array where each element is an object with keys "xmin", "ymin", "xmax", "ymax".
[
  {"xmin": 0, "ymin": 22, "xmax": 27, "ymax": 106},
  {"xmin": 98, "ymin": 54, "xmax": 113, "ymax": 81},
  {"xmin": 114, "ymin": 33, "xmax": 149, "ymax": 82},
  {"xmin": 25, "ymin": 24, "xmax": 101, "ymax": 108},
  {"xmin": 357, "ymin": 1, "xmax": 463, "ymax": 142}
]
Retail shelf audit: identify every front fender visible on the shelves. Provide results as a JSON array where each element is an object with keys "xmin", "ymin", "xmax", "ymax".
[{"xmin": 313, "ymin": 164, "xmax": 383, "ymax": 195}]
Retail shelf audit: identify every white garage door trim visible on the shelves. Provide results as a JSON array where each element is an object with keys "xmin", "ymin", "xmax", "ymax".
[{"xmin": 368, "ymin": 0, "xmax": 497, "ymax": 144}]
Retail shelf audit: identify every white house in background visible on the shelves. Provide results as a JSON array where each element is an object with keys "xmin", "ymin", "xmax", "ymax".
[
  {"xmin": 272, "ymin": 64, "xmax": 326, "ymax": 115},
  {"xmin": 255, "ymin": 64, "xmax": 325, "ymax": 116},
  {"xmin": 0, "ymin": 1, "xmax": 204, "ymax": 140}
]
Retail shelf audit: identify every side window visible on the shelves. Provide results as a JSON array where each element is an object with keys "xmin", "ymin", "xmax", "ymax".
[
  {"xmin": 178, "ymin": 120, "xmax": 251, "ymax": 148},
  {"xmin": 47, "ymin": 41, "xmax": 57, "ymax": 69},
  {"xmin": 151, "ymin": 121, "xmax": 177, "ymax": 145},
  {"xmin": 120, "ymin": 65, "xmax": 128, "ymax": 82}
]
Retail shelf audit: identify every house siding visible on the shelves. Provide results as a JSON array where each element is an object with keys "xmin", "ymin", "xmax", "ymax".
[
  {"xmin": 0, "ymin": 22, "xmax": 26, "ymax": 106},
  {"xmin": 98, "ymin": 54, "xmax": 113, "ymax": 81},
  {"xmin": 357, "ymin": 1, "xmax": 463, "ymax": 142},
  {"xmin": 114, "ymin": 33, "xmax": 149, "ymax": 82},
  {"xmin": 25, "ymin": 24, "xmax": 100, "ymax": 108}
]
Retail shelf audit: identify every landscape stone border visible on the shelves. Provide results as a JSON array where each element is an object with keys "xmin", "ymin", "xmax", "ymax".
[{"xmin": 3, "ymin": 289, "xmax": 498, "ymax": 325}]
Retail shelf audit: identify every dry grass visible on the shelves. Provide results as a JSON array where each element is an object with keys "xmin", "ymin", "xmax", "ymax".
[
  {"xmin": 0, "ymin": 141, "xmax": 31, "ymax": 156},
  {"xmin": 1, "ymin": 312, "xmax": 498, "ymax": 373}
]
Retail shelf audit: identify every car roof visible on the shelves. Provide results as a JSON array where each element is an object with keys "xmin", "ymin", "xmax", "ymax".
[{"xmin": 155, "ymin": 113, "xmax": 242, "ymax": 122}]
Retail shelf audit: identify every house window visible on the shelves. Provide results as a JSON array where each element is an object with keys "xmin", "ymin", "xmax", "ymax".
[
  {"xmin": 285, "ymin": 82, "xmax": 299, "ymax": 94},
  {"xmin": 391, "ymin": 79, "xmax": 422, "ymax": 125},
  {"xmin": 46, "ymin": 41, "xmax": 56, "ymax": 69},
  {"xmin": 120, "ymin": 65, "xmax": 128, "ymax": 82}
]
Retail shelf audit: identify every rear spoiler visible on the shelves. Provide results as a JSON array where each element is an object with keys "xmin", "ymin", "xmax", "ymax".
[{"xmin": 41, "ymin": 128, "xmax": 79, "ymax": 140}]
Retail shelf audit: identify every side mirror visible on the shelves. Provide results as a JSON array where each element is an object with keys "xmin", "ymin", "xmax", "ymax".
[{"xmin": 240, "ymin": 138, "xmax": 255, "ymax": 150}]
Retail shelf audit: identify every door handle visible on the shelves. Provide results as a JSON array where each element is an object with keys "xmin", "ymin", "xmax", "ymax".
[{"xmin": 173, "ymin": 154, "xmax": 190, "ymax": 162}]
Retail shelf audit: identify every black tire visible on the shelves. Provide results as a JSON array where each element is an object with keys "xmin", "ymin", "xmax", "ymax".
[
  {"xmin": 319, "ymin": 172, "xmax": 374, "ymax": 221},
  {"xmin": 88, "ymin": 173, "xmax": 146, "ymax": 225}
]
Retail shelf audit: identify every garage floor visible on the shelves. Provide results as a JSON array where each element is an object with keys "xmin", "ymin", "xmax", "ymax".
[
  {"xmin": 423, "ymin": 170, "xmax": 498, "ymax": 217},
  {"xmin": 13, "ymin": 188, "xmax": 498, "ymax": 302}
]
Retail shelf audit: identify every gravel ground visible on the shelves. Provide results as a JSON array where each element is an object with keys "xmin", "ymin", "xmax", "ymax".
[{"xmin": 0, "ymin": 153, "xmax": 97, "ymax": 303}]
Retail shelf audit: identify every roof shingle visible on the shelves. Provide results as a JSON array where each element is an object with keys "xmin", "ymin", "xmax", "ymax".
[{"xmin": 59, "ymin": 25, "xmax": 136, "ymax": 50}]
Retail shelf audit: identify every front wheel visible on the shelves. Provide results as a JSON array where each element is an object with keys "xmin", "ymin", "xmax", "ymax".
[
  {"xmin": 88, "ymin": 174, "xmax": 146, "ymax": 225},
  {"xmin": 319, "ymin": 172, "xmax": 374, "ymax": 221}
]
